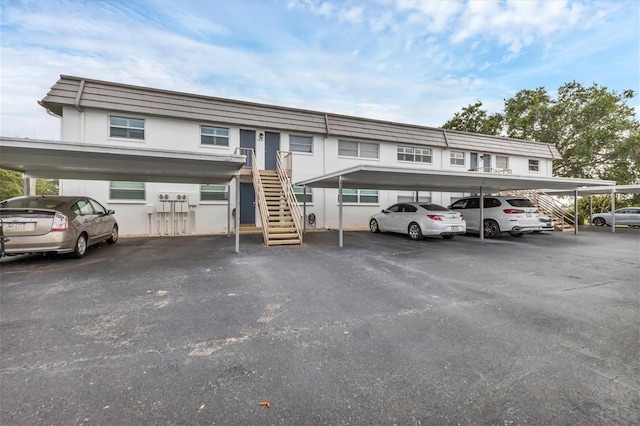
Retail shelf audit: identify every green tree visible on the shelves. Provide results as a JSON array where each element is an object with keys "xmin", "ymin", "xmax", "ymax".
[
  {"xmin": 36, "ymin": 179, "xmax": 59, "ymax": 195},
  {"xmin": 442, "ymin": 101, "xmax": 504, "ymax": 135},
  {"xmin": 0, "ymin": 169, "xmax": 23, "ymax": 200},
  {"xmin": 442, "ymin": 82, "xmax": 640, "ymax": 184}
]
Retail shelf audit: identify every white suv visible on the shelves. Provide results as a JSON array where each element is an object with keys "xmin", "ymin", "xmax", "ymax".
[{"xmin": 448, "ymin": 196, "xmax": 541, "ymax": 238}]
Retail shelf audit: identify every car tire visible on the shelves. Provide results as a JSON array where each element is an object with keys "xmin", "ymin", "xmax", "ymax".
[
  {"xmin": 106, "ymin": 224, "xmax": 118, "ymax": 244},
  {"xmin": 592, "ymin": 217, "xmax": 606, "ymax": 226},
  {"xmin": 408, "ymin": 222, "xmax": 423, "ymax": 240},
  {"xmin": 73, "ymin": 233, "xmax": 88, "ymax": 258},
  {"xmin": 442, "ymin": 235, "xmax": 455, "ymax": 240},
  {"xmin": 370, "ymin": 219, "xmax": 380, "ymax": 233},
  {"xmin": 484, "ymin": 220, "xmax": 500, "ymax": 238}
]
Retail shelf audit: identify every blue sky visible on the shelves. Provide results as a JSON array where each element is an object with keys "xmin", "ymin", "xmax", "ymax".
[{"xmin": 1, "ymin": 0, "xmax": 638, "ymax": 140}]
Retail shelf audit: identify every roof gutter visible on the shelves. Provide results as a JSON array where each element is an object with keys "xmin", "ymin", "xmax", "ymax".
[{"xmin": 74, "ymin": 79, "xmax": 86, "ymax": 112}]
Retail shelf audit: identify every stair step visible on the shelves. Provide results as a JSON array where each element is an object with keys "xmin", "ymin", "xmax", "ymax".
[
  {"xmin": 268, "ymin": 239, "xmax": 301, "ymax": 246},
  {"xmin": 269, "ymin": 232, "xmax": 299, "ymax": 238}
]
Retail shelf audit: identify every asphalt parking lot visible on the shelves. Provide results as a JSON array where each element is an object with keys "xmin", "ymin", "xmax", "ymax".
[{"xmin": 1, "ymin": 229, "xmax": 639, "ymax": 425}]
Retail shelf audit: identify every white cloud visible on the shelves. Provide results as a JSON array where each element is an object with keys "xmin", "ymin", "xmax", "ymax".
[{"xmin": 339, "ymin": 5, "xmax": 365, "ymax": 24}]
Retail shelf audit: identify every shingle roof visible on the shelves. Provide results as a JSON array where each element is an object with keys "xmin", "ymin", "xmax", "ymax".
[{"xmin": 40, "ymin": 75, "xmax": 561, "ymax": 159}]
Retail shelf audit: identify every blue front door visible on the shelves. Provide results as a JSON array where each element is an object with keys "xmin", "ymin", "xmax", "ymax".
[
  {"xmin": 265, "ymin": 132, "xmax": 280, "ymax": 170},
  {"xmin": 240, "ymin": 183, "xmax": 255, "ymax": 224},
  {"xmin": 240, "ymin": 129, "xmax": 256, "ymax": 168}
]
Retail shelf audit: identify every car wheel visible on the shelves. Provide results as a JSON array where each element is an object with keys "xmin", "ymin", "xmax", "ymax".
[
  {"xmin": 592, "ymin": 217, "xmax": 606, "ymax": 226},
  {"xmin": 442, "ymin": 235, "xmax": 455, "ymax": 240},
  {"xmin": 73, "ymin": 233, "xmax": 88, "ymax": 258},
  {"xmin": 370, "ymin": 219, "xmax": 380, "ymax": 233},
  {"xmin": 408, "ymin": 222, "xmax": 423, "ymax": 240},
  {"xmin": 484, "ymin": 220, "xmax": 500, "ymax": 238},
  {"xmin": 106, "ymin": 224, "xmax": 118, "ymax": 244}
]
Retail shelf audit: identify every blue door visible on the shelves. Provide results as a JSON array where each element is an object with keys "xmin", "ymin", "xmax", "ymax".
[
  {"xmin": 240, "ymin": 183, "xmax": 255, "ymax": 224},
  {"xmin": 240, "ymin": 129, "xmax": 255, "ymax": 168},
  {"xmin": 265, "ymin": 132, "xmax": 280, "ymax": 170}
]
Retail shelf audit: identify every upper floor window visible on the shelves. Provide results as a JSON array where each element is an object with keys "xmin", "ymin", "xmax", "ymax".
[
  {"xmin": 200, "ymin": 184, "xmax": 228, "ymax": 201},
  {"xmin": 290, "ymin": 135, "xmax": 313, "ymax": 153},
  {"xmin": 450, "ymin": 151, "xmax": 465, "ymax": 166},
  {"xmin": 398, "ymin": 146, "xmax": 432, "ymax": 163},
  {"xmin": 529, "ymin": 159, "xmax": 540, "ymax": 172},
  {"xmin": 110, "ymin": 181, "xmax": 145, "ymax": 200},
  {"xmin": 201, "ymin": 126, "xmax": 229, "ymax": 146},
  {"xmin": 110, "ymin": 116, "xmax": 145, "ymax": 140},
  {"xmin": 338, "ymin": 140, "xmax": 379, "ymax": 159},
  {"xmin": 341, "ymin": 189, "xmax": 379, "ymax": 204},
  {"xmin": 293, "ymin": 186, "xmax": 313, "ymax": 203},
  {"xmin": 496, "ymin": 156, "xmax": 509, "ymax": 169}
]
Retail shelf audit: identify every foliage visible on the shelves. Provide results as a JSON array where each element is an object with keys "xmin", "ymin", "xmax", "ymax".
[
  {"xmin": 442, "ymin": 82, "xmax": 640, "ymax": 185},
  {"xmin": 0, "ymin": 168, "xmax": 59, "ymax": 200},
  {"xmin": 0, "ymin": 169, "xmax": 23, "ymax": 200}
]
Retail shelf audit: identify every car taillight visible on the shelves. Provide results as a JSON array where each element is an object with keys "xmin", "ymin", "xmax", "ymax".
[
  {"xmin": 427, "ymin": 215, "xmax": 443, "ymax": 221},
  {"xmin": 460, "ymin": 214, "xmax": 464, "ymax": 221},
  {"xmin": 51, "ymin": 212, "xmax": 68, "ymax": 231},
  {"xmin": 503, "ymin": 209, "xmax": 524, "ymax": 214}
]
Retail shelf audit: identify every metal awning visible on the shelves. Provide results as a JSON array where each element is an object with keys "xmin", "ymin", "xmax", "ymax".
[
  {"xmin": 296, "ymin": 164, "xmax": 616, "ymax": 192},
  {"xmin": 296, "ymin": 165, "xmax": 617, "ymax": 246},
  {"xmin": 542, "ymin": 185, "xmax": 640, "ymax": 196},
  {"xmin": 0, "ymin": 137, "xmax": 246, "ymax": 184}
]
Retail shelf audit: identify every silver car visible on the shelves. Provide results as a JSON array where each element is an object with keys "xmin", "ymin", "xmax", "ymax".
[
  {"xmin": 369, "ymin": 202, "xmax": 466, "ymax": 240},
  {"xmin": 590, "ymin": 207, "xmax": 640, "ymax": 227},
  {"xmin": 1, "ymin": 195, "xmax": 118, "ymax": 258}
]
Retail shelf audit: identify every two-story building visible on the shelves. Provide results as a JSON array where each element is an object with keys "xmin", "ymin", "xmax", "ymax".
[{"xmin": 36, "ymin": 75, "xmax": 563, "ymax": 242}]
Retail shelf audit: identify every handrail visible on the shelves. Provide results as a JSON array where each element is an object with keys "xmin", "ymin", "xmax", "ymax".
[
  {"xmin": 507, "ymin": 189, "xmax": 574, "ymax": 230},
  {"xmin": 276, "ymin": 151, "xmax": 303, "ymax": 243},
  {"xmin": 235, "ymin": 147, "xmax": 269, "ymax": 245},
  {"xmin": 468, "ymin": 167, "xmax": 512, "ymax": 174}
]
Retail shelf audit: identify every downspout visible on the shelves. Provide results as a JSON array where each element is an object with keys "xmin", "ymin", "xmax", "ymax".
[
  {"xmin": 324, "ymin": 114, "xmax": 330, "ymax": 230},
  {"xmin": 74, "ymin": 79, "xmax": 86, "ymax": 142}
]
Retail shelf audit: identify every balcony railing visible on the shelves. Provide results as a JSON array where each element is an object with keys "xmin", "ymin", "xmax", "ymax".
[{"xmin": 468, "ymin": 167, "xmax": 512, "ymax": 174}]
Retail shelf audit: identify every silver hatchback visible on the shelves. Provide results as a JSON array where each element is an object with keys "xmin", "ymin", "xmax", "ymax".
[{"xmin": 1, "ymin": 195, "xmax": 118, "ymax": 258}]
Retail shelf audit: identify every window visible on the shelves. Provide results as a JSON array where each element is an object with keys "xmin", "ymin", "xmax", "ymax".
[
  {"xmin": 397, "ymin": 191, "xmax": 431, "ymax": 203},
  {"xmin": 290, "ymin": 135, "xmax": 313, "ymax": 153},
  {"xmin": 340, "ymin": 189, "xmax": 379, "ymax": 203},
  {"xmin": 496, "ymin": 156, "xmax": 509, "ymax": 169},
  {"xmin": 110, "ymin": 181, "xmax": 145, "ymax": 200},
  {"xmin": 397, "ymin": 146, "xmax": 432, "ymax": 163},
  {"xmin": 293, "ymin": 186, "xmax": 313, "ymax": 203},
  {"xmin": 450, "ymin": 151, "xmax": 465, "ymax": 166},
  {"xmin": 338, "ymin": 140, "xmax": 379, "ymax": 159},
  {"xmin": 72, "ymin": 199, "xmax": 94, "ymax": 215},
  {"xmin": 200, "ymin": 184, "xmax": 228, "ymax": 201},
  {"xmin": 529, "ymin": 159, "xmax": 540, "ymax": 172},
  {"xmin": 110, "ymin": 116, "xmax": 145, "ymax": 140},
  {"xmin": 201, "ymin": 126, "xmax": 229, "ymax": 146}
]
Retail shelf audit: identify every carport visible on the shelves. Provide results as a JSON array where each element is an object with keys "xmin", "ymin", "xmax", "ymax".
[
  {"xmin": 545, "ymin": 184, "xmax": 640, "ymax": 232},
  {"xmin": 0, "ymin": 137, "xmax": 248, "ymax": 252},
  {"xmin": 296, "ymin": 164, "xmax": 616, "ymax": 246}
]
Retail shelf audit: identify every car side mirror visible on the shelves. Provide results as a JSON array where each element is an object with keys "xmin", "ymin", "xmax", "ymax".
[{"xmin": 107, "ymin": 209, "xmax": 115, "ymax": 215}]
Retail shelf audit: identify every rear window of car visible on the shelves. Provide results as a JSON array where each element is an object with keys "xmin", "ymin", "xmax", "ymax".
[
  {"xmin": 1, "ymin": 199, "xmax": 66, "ymax": 210},
  {"xmin": 419, "ymin": 203, "xmax": 449, "ymax": 211},
  {"xmin": 506, "ymin": 198, "xmax": 535, "ymax": 208}
]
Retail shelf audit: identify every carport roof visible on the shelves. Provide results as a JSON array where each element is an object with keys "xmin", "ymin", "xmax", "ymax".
[
  {"xmin": 0, "ymin": 137, "xmax": 246, "ymax": 184},
  {"xmin": 295, "ymin": 164, "xmax": 616, "ymax": 193},
  {"xmin": 542, "ymin": 185, "xmax": 640, "ymax": 196}
]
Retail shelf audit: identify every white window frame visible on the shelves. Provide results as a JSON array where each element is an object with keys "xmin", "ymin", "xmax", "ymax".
[
  {"xmin": 109, "ymin": 116, "xmax": 145, "ymax": 140},
  {"xmin": 528, "ymin": 159, "xmax": 540, "ymax": 172},
  {"xmin": 290, "ymin": 135, "xmax": 313, "ymax": 153},
  {"xmin": 397, "ymin": 146, "xmax": 432, "ymax": 163},
  {"xmin": 496, "ymin": 155, "xmax": 509, "ymax": 169},
  {"xmin": 450, "ymin": 151, "xmax": 465, "ymax": 166},
  {"xmin": 338, "ymin": 140, "xmax": 379, "ymax": 159},
  {"xmin": 397, "ymin": 191, "xmax": 432, "ymax": 203},
  {"xmin": 340, "ymin": 189, "xmax": 379, "ymax": 204},
  {"xmin": 293, "ymin": 186, "xmax": 313, "ymax": 203},
  {"xmin": 109, "ymin": 181, "xmax": 145, "ymax": 200},
  {"xmin": 200, "ymin": 184, "xmax": 229, "ymax": 202},
  {"xmin": 201, "ymin": 126, "xmax": 229, "ymax": 146}
]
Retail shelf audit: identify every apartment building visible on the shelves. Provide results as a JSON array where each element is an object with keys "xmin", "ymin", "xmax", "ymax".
[{"xmin": 38, "ymin": 76, "xmax": 560, "ymax": 239}]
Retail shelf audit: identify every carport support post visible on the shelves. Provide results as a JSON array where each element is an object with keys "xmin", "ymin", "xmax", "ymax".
[
  {"xmin": 574, "ymin": 190, "xmax": 579, "ymax": 235},
  {"xmin": 235, "ymin": 175, "xmax": 240, "ymax": 253},
  {"xmin": 303, "ymin": 186, "xmax": 307, "ymax": 236},
  {"xmin": 611, "ymin": 189, "xmax": 616, "ymax": 233},
  {"xmin": 479, "ymin": 187, "xmax": 484, "ymax": 241},
  {"xmin": 227, "ymin": 186, "xmax": 231, "ymax": 238},
  {"xmin": 339, "ymin": 176, "xmax": 343, "ymax": 248}
]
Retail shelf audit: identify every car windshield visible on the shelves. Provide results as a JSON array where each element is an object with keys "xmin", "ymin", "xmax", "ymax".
[
  {"xmin": 419, "ymin": 203, "xmax": 449, "ymax": 211},
  {"xmin": 1, "ymin": 199, "xmax": 66, "ymax": 210},
  {"xmin": 506, "ymin": 198, "xmax": 535, "ymax": 208}
]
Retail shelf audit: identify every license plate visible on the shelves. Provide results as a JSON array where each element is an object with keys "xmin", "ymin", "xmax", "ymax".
[
  {"xmin": 526, "ymin": 212, "xmax": 532, "ymax": 217},
  {"xmin": 451, "ymin": 226, "xmax": 459, "ymax": 232},
  {"xmin": 5, "ymin": 222, "xmax": 26, "ymax": 231}
]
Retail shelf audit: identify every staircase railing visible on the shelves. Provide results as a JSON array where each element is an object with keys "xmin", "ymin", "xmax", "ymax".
[
  {"xmin": 236, "ymin": 147, "xmax": 269, "ymax": 245},
  {"xmin": 507, "ymin": 189, "xmax": 575, "ymax": 231},
  {"xmin": 276, "ymin": 151, "xmax": 303, "ymax": 243}
]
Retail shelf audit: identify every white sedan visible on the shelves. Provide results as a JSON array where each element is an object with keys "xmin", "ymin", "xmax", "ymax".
[{"xmin": 369, "ymin": 202, "xmax": 466, "ymax": 240}]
